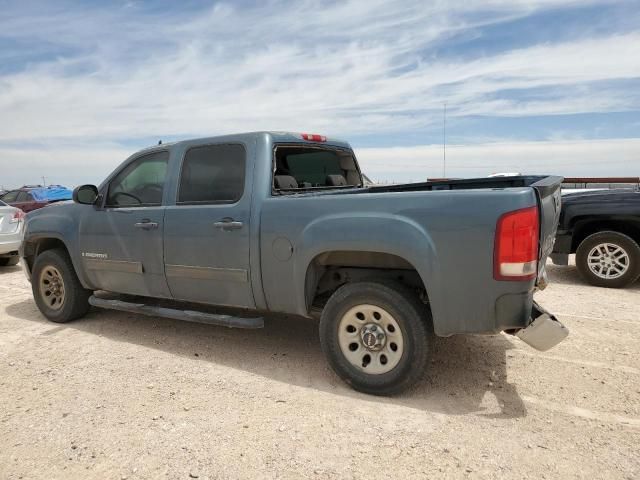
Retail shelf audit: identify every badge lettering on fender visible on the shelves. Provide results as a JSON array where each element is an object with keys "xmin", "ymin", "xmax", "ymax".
[{"xmin": 82, "ymin": 252, "xmax": 108, "ymax": 259}]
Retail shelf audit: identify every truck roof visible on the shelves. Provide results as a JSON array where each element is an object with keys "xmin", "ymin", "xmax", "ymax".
[{"xmin": 137, "ymin": 131, "xmax": 352, "ymax": 153}]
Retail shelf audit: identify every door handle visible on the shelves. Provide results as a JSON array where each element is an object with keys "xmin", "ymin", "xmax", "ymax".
[
  {"xmin": 214, "ymin": 218, "xmax": 244, "ymax": 230},
  {"xmin": 134, "ymin": 220, "xmax": 159, "ymax": 230}
]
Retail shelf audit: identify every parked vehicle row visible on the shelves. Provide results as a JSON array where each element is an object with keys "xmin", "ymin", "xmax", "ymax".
[{"xmin": 0, "ymin": 185, "xmax": 72, "ymax": 213}]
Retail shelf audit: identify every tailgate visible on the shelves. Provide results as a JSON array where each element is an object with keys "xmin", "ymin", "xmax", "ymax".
[{"xmin": 531, "ymin": 175, "xmax": 563, "ymax": 288}]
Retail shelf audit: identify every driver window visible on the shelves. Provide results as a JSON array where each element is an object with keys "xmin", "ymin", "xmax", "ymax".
[{"xmin": 106, "ymin": 151, "xmax": 169, "ymax": 207}]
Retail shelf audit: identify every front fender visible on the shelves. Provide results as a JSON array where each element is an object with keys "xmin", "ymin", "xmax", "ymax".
[{"xmin": 23, "ymin": 206, "xmax": 92, "ymax": 289}]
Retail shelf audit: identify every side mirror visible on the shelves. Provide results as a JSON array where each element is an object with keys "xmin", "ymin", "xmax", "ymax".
[{"xmin": 73, "ymin": 184, "xmax": 99, "ymax": 205}]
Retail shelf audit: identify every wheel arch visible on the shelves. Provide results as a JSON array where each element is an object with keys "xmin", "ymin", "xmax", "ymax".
[
  {"xmin": 304, "ymin": 250, "xmax": 431, "ymax": 310},
  {"xmin": 23, "ymin": 235, "xmax": 92, "ymax": 288},
  {"xmin": 571, "ymin": 217, "xmax": 640, "ymax": 252},
  {"xmin": 295, "ymin": 213, "xmax": 444, "ymax": 332}
]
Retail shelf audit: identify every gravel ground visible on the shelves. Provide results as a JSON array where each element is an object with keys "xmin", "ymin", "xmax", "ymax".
[{"xmin": 1, "ymin": 259, "xmax": 639, "ymax": 479}]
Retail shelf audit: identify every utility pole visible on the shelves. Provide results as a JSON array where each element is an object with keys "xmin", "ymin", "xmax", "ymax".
[
  {"xmin": 42, "ymin": 176, "xmax": 46, "ymax": 187},
  {"xmin": 443, "ymin": 102, "xmax": 447, "ymax": 178}
]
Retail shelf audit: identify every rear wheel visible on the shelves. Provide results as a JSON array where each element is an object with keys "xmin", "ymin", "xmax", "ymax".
[
  {"xmin": 32, "ymin": 249, "xmax": 92, "ymax": 322},
  {"xmin": 576, "ymin": 231, "xmax": 640, "ymax": 288},
  {"xmin": 319, "ymin": 281, "xmax": 432, "ymax": 395},
  {"xmin": 0, "ymin": 257, "xmax": 19, "ymax": 267}
]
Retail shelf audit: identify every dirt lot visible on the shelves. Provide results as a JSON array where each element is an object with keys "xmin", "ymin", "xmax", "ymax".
[{"xmin": 1, "ymin": 260, "xmax": 638, "ymax": 480}]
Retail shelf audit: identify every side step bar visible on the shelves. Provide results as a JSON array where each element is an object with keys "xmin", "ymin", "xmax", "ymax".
[{"xmin": 88, "ymin": 295, "xmax": 264, "ymax": 329}]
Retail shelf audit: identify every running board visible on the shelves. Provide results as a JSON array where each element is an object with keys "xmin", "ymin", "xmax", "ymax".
[{"xmin": 88, "ymin": 295, "xmax": 264, "ymax": 329}]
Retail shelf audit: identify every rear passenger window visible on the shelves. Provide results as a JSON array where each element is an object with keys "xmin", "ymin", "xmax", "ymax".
[
  {"xmin": 16, "ymin": 192, "xmax": 30, "ymax": 202},
  {"xmin": 178, "ymin": 144, "xmax": 245, "ymax": 204}
]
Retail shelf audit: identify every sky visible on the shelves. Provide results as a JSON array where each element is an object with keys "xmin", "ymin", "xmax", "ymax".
[{"xmin": 0, "ymin": 0, "xmax": 639, "ymax": 187}]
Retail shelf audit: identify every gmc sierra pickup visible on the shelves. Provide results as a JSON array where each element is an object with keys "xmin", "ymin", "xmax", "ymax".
[{"xmin": 20, "ymin": 132, "xmax": 568, "ymax": 395}]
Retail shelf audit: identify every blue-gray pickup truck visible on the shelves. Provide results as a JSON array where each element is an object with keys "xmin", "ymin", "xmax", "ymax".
[{"xmin": 20, "ymin": 132, "xmax": 568, "ymax": 395}]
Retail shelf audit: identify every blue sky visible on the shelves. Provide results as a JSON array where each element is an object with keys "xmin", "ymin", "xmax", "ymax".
[{"xmin": 0, "ymin": 0, "xmax": 639, "ymax": 186}]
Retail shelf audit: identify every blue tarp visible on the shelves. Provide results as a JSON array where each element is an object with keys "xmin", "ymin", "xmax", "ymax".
[{"xmin": 29, "ymin": 186, "xmax": 73, "ymax": 202}]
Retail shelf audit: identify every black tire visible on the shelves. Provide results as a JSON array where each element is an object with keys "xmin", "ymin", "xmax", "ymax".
[
  {"xmin": 319, "ymin": 281, "xmax": 432, "ymax": 396},
  {"xmin": 32, "ymin": 248, "xmax": 92, "ymax": 322},
  {"xmin": 576, "ymin": 231, "xmax": 640, "ymax": 288},
  {"xmin": 0, "ymin": 257, "xmax": 19, "ymax": 267}
]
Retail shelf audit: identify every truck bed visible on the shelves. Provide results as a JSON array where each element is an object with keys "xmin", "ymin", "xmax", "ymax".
[{"xmin": 367, "ymin": 175, "xmax": 562, "ymax": 197}]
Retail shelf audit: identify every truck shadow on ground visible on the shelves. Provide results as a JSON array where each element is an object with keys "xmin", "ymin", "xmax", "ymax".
[
  {"xmin": 0, "ymin": 265, "xmax": 21, "ymax": 275},
  {"xmin": 8, "ymin": 298, "xmax": 526, "ymax": 419}
]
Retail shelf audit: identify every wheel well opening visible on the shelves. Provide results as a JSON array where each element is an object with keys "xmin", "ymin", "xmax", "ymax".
[
  {"xmin": 572, "ymin": 219, "xmax": 640, "ymax": 252},
  {"xmin": 23, "ymin": 238, "xmax": 68, "ymax": 272},
  {"xmin": 305, "ymin": 251, "xmax": 429, "ymax": 314}
]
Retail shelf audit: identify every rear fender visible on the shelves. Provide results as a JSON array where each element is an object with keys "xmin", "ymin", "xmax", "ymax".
[{"xmin": 295, "ymin": 213, "xmax": 446, "ymax": 329}]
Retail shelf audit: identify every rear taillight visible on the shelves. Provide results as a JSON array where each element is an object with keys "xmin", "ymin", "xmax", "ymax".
[
  {"xmin": 494, "ymin": 206, "xmax": 539, "ymax": 281},
  {"xmin": 10, "ymin": 210, "xmax": 25, "ymax": 223},
  {"xmin": 300, "ymin": 133, "xmax": 327, "ymax": 142}
]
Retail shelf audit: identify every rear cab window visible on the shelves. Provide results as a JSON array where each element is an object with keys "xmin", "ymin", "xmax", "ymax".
[{"xmin": 272, "ymin": 145, "xmax": 362, "ymax": 193}]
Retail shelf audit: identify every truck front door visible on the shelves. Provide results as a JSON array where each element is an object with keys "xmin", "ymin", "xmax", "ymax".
[
  {"xmin": 78, "ymin": 150, "xmax": 171, "ymax": 298},
  {"xmin": 163, "ymin": 143, "xmax": 254, "ymax": 308}
]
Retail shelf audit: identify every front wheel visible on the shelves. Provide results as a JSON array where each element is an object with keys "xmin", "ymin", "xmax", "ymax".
[
  {"xmin": 31, "ymin": 249, "xmax": 92, "ymax": 322},
  {"xmin": 319, "ymin": 281, "xmax": 432, "ymax": 395},
  {"xmin": 576, "ymin": 231, "xmax": 640, "ymax": 288}
]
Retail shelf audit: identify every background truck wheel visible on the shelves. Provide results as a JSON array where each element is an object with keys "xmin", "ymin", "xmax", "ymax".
[
  {"xmin": 0, "ymin": 257, "xmax": 19, "ymax": 267},
  {"xmin": 32, "ymin": 249, "xmax": 92, "ymax": 323},
  {"xmin": 576, "ymin": 231, "xmax": 640, "ymax": 288},
  {"xmin": 319, "ymin": 281, "xmax": 432, "ymax": 396}
]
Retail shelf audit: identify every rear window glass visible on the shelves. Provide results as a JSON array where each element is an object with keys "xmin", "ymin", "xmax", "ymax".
[
  {"xmin": 16, "ymin": 191, "xmax": 31, "ymax": 202},
  {"xmin": 178, "ymin": 144, "xmax": 246, "ymax": 204},
  {"xmin": 273, "ymin": 146, "xmax": 361, "ymax": 189},
  {"xmin": 285, "ymin": 151, "xmax": 343, "ymax": 185}
]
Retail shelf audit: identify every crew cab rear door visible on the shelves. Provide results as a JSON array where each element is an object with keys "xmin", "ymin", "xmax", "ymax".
[
  {"xmin": 531, "ymin": 175, "xmax": 563, "ymax": 286},
  {"xmin": 163, "ymin": 142, "xmax": 255, "ymax": 308}
]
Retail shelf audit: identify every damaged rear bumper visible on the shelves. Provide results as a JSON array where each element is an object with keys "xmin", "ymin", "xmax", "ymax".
[{"xmin": 515, "ymin": 301, "xmax": 569, "ymax": 351}]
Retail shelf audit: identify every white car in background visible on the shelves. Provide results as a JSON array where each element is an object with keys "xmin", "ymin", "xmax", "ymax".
[{"xmin": 0, "ymin": 199, "xmax": 24, "ymax": 266}]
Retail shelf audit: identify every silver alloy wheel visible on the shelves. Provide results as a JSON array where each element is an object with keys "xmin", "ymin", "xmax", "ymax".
[
  {"xmin": 587, "ymin": 243, "xmax": 630, "ymax": 279},
  {"xmin": 39, "ymin": 265, "xmax": 66, "ymax": 310},
  {"xmin": 337, "ymin": 304, "xmax": 404, "ymax": 374}
]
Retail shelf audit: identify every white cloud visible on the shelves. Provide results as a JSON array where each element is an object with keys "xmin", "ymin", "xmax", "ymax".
[
  {"xmin": 0, "ymin": 0, "xmax": 638, "ymax": 143},
  {"xmin": 1, "ymin": 137, "xmax": 638, "ymax": 189},
  {"xmin": 357, "ymin": 138, "xmax": 640, "ymax": 182},
  {"xmin": 0, "ymin": 0, "xmax": 638, "ymax": 186},
  {"xmin": 0, "ymin": 141, "xmax": 130, "ymax": 189}
]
